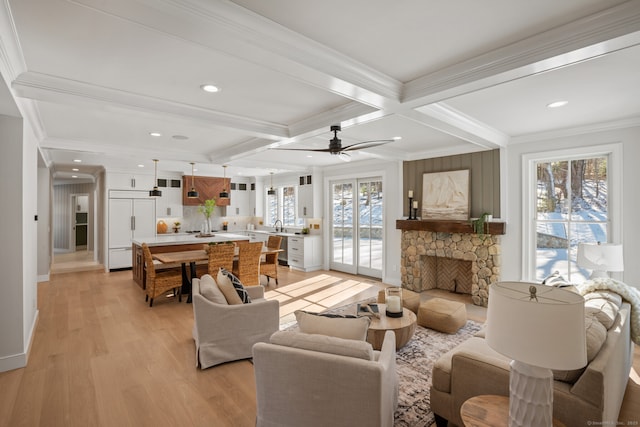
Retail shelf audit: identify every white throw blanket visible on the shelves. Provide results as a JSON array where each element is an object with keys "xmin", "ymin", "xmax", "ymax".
[{"xmin": 577, "ymin": 278, "xmax": 640, "ymax": 345}]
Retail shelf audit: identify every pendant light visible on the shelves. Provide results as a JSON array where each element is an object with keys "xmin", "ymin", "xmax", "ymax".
[
  {"xmin": 149, "ymin": 159, "xmax": 162, "ymax": 197},
  {"xmin": 187, "ymin": 162, "xmax": 199, "ymax": 198},
  {"xmin": 267, "ymin": 172, "xmax": 276, "ymax": 195},
  {"xmin": 219, "ymin": 165, "xmax": 229, "ymax": 199}
]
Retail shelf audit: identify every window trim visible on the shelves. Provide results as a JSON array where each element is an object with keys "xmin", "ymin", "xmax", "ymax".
[{"xmin": 521, "ymin": 143, "xmax": 622, "ymax": 281}]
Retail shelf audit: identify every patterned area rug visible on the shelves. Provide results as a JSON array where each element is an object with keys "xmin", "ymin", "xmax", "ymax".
[{"xmin": 284, "ymin": 300, "xmax": 483, "ymax": 427}]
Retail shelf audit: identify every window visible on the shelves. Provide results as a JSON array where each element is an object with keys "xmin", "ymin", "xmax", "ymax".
[
  {"xmin": 523, "ymin": 144, "xmax": 622, "ymax": 282},
  {"xmin": 265, "ymin": 185, "xmax": 304, "ymax": 227}
]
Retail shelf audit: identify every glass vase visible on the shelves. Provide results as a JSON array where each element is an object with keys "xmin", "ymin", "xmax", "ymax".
[{"xmin": 385, "ymin": 287, "xmax": 403, "ymax": 317}]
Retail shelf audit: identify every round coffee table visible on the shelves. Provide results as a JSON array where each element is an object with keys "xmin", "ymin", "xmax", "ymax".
[{"xmin": 366, "ymin": 304, "xmax": 417, "ymax": 350}]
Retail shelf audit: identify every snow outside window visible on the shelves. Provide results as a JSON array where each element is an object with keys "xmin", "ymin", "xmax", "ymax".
[{"xmin": 523, "ymin": 144, "xmax": 622, "ymax": 283}]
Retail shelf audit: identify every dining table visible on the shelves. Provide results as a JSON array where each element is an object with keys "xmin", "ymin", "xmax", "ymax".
[{"xmin": 152, "ymin": 247, "xmax": 283, "ymax": 303}]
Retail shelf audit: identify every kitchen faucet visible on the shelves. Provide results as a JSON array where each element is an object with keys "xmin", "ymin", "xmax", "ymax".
[{"xmin": 273, "ymin": 219, "xmax": 283, "ymax": 233}]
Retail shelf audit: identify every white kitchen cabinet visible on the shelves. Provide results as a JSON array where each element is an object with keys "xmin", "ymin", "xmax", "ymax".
[
  {"xmin": 155, "ymin": 177, "xmax": 183, "ymax": 217},
  {"xmin": 245, "ymin": 231, "xmax": 270, "ymax": 243},
  {"xmin": 298, "ymin": 174, "xmax": 313, "ymax": 218},
  {"xmin": 228, "ymin": 182, "xmax": 250, "ymax": 216},
  {"xmin": 288, "ymin": 235, "xmax": 322, "ymax": 272},
  {"xmin": 108, "ymin": 198, "xmax": 155, "ymax": 269},
  {"xmin": 107, "ymin": 172, "xmax": 155, "ymax": 191}
]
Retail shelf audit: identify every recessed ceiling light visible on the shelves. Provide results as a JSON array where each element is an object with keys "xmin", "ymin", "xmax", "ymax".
[
  {"xmin": 72, "ymin": 168, "xmax": 79, "ymax": 172},
  {"xmin": 306, "ymin": 155, "xmax": 313, "ymax": 158},
  {"xmin": 138, "ymin": 164, "xmax": 145, "ymax": 168},
  {"xmin": 172, "ymin": 135, "xmax": 189, "ymax": 140},
  {"xmin": 73, "ymin": 159, "xmax": 81, "ymax": 163},
  {"xmin": 200, "ymin": 84, "xmax": 220, "ymax": 93},
  {"xmin": 547, "ymin": 100, "xmax": 568, "ymax": 108},
  {"xmin": 393, "ymin": 136, "xmax": 402, "ymax": 140},
  {"xmin": 149, "ymin": 132, "xmax": 162, "ymax": 137},
  {"xmin": 71, "ymin": 175, "xmax": 78, "ymax": 178}
]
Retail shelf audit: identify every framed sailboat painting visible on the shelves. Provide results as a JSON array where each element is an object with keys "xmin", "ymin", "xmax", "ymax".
[{"xmin": 421, "ymin": 169, "xmax": 470, "ymax": 220}]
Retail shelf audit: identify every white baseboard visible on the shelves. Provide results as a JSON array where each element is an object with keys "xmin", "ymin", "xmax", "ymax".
[
  {"xmin": 37, "ymin": 274, "xmax": 50, "ymax": 282},
  {"xmin": 0, "ymin": 309, "xmax": 39, "ymax": 373}
]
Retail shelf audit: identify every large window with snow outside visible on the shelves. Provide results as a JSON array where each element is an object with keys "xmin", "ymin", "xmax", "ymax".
[
  {"xmin": 535, "ymin": 156, "xmax": 608, "ymax": 282},
  {"xmin": 265, "ymin": 186, "xmax": 304, "ymax": 228}
]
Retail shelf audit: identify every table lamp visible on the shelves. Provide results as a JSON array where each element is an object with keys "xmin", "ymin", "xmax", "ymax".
[
  {"xmin": 486, "ymin": 282, "xmax": 586, "ymax": 427},
  {"xmin": 577, "ymin": 243, "xmax": 624, "ymax": 279}
]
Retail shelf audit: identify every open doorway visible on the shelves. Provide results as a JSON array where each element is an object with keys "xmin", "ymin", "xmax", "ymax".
[{"xmin": 72, "ymin": 194, "xmax": 89, "ymax": 252}]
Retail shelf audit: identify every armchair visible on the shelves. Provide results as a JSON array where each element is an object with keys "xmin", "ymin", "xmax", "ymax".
[
  {"xmin": 192, "ymin": 277, "xmax": 279, "ymax": 369},
  {"xmin": 253, "ymin": 330, "xmax": 398, "ymax": 427}
]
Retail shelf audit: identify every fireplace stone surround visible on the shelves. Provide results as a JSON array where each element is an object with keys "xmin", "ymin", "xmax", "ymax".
[{"xmin": 398, "ymin": 225, "xmax": 502, "ymax": 307}]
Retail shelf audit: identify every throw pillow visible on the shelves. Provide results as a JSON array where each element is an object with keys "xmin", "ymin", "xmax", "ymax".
[
  {"xmin": 220, "ymin": 268, "xmax": 251, "ymax": 303},
  {"xmin": 294, "ymin": 310, "xmax": 371, "ymax": 341},
  {"xmin": 216, "ymin": 269, "xmax": 243, "ymax": 305},
  {"xmin": 270, "ymin": 331, "xmax": 374, "ymax": 361},
  {"xmin": 542, "ymin": 271, "xmax": 570, "ymax": 287},
  {"xmin": 584, "ymin": 296, "xmax": 619, "ymax": 329},
  {"xmin": 198, "ymin": 274, "xmax": 227, "ymax": 305},
  {"xmin": 553, "ymin": 313, "xmax": 607, "ymax": 383}
]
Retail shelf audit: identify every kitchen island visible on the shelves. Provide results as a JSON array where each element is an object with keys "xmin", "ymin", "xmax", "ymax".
[{"xmin": 131, "ymin": 233, "xmax": 249, "ymax": 288}]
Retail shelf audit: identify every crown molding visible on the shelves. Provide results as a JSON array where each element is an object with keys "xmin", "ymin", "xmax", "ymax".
[
  {"xmin": 12, "ymin": 71, "xmax": 289, "ymax": 139},
  {"xmin": 403, "ymin": 1, "xmax": 640, "ymax": 107},
  {"xmin": 510, "ymin": 116, "xmax": 640, "ymax": 145}
]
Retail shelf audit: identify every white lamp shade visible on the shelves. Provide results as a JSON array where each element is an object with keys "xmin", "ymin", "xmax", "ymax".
[
  {"xmin": 577, "ymin": 243, "xmax": 624, "ymax": 272},
  {"xmin": 486, "ymin": 282, "xmax": 587, "ymax": 370}
]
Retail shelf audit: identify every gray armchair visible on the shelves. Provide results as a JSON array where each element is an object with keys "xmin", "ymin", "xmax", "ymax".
[
  {"xmin": 192, "ymin": 277, "xmax": 279, "ymax": 369},
  {"xmin": 252, "ymin": 330, "xmax": 398, "ymax": 427}
]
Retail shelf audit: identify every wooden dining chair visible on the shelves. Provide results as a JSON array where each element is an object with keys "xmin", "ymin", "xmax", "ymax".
[
  {"xmin": 141, "ymin": 243, "xmax": 182, "ymax": 307},
  {"xmin": 232, "ymin": 241, "xmax": 263, "ymax": 286},
  {"xmin": 260, "ymin": 235, "xmax": 282, "ymax": 286},
  {"xmin": 206, "ymin": 242, "xmax": 235, "ymax": 276}
]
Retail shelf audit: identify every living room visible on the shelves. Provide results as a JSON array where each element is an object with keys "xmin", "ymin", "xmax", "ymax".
[{"xmin": 2, "ymin": 1, "xmax": 640, "ymax": 425}]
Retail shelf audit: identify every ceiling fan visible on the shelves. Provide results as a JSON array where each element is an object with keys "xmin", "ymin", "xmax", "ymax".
[{"xmin": 271, "ymin": 125, "xmax": 393, "ymax": 161}]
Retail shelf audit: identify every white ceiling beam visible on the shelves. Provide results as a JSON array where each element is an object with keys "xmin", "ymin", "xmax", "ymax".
[{"xmin": 12, "ymin": 71, "xmax": 289, "ymax": 139}]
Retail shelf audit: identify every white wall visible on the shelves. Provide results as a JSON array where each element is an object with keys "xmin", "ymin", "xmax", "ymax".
[
  {"xmin": 322, "ymin": 159, "xmax": 403, "ymax": 286},
  {"xmin": 501, "ymin": 126, "xmax": 640, "ymax": 288}
]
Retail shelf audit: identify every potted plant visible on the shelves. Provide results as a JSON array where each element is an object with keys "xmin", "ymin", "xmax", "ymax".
[
  {"xmin": 470, "ymin": 212, "xmax": 492, "ymax": 237},
  {"xmin": 173, "ymin": 221, "xmax": 181, "ymax": 233},
  {"xmin": 198, "ymin": 199, "xmax": 216, "ymax": 235}
]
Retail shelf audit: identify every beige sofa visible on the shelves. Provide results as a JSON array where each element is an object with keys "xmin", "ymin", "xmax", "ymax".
[
  {"xmin": 253, "ymin": 330, "xmax": 398, "ymax": 427},
  {"xmin": 430, "ymin": 292, "xmax": 634, "ymax": 427}
]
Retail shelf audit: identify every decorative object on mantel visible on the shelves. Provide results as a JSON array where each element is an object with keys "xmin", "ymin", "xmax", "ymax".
[
  {"xmin": 486, "ymin": 282, "xmax": 586, "ymax": 427},
  {"xmin": 412, "ymin": 200, "xmax": 419, "ymax": 220},
  {"xmin": 407, "ymin": 190, "xmax": 415, "ymax": 220},
  {"xmin": 421, "ymin": 169, "xmax": 469, "ymax": 220},
  {"xmin": 149, "ymin": 159, "xmax": 162, "ymax": 197},
  {"xmin": 198, "ymin": 198, "xmax": 216, "ymax": 236},
  {"xmin": 470, "ymin": 212, "xmax": 492, "ymax": 237}
]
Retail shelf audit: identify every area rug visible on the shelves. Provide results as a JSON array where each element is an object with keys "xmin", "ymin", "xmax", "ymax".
[{"xmin": 285, "ymin": 300, "xmax": 483, "ymax": 427}]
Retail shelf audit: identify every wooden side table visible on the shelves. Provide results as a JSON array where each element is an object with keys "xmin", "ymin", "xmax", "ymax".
[
  {"xmin": 460, "ymin": 395, "xmax": 566, "ymax": 427},
  {"xmin": 366, "ymin": 304, "xmax": 417, "ymax": 350}
]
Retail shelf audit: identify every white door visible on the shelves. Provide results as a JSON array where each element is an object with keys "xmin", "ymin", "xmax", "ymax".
[
  {"xmin": 330, "ymin": 178, "xmax": 383, "ymax": 278},
  {"xmin": 109, "ymin": 199, "xmax": 133, "ymax": 248}
]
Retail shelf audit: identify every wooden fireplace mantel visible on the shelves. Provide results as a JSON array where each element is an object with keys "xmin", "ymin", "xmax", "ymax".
[{"xmin": 396, "ymin": 219, "xmax": 506, "ymax": 235}]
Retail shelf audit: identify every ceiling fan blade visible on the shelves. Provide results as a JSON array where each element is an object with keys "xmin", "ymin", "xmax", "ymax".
[
  {"xmin": 342, "ymin": 139, "xmax": 393, "ymax": 152},
  {"xmin": 270, "ymin": 147, "xmax": 333, "ymax": 152},
  {"xmin": 338, "ymin": 152, "xmax": 351, "ymax": 162}
]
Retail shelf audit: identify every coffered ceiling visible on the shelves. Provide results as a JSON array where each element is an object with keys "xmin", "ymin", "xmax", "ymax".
[{"xmin": 1, "ymin": 0, "xmax": 639, "ymax": 181}]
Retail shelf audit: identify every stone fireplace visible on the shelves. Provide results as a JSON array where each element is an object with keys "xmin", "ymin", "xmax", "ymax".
[{"xmin": 397, "ymin": 220, "xmax": 504, "ymax": 307}]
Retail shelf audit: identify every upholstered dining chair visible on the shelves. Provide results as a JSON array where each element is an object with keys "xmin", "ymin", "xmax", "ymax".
[
  {"xmin": 206, "ymin": 242, "xmax": 235, "ymax": 276},
  {"xmin": 260, "ymin": 235, "xmax": 282, "ymax": 286},
  {"xmin": 232, "ymin": 241, "xmax": 263, "ymax": 286},
  {"xmin": 141, "ymin": 243, "xmax": 182, "ymax": 307}
]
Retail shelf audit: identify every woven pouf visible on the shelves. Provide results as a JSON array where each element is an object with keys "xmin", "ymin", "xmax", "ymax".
[
  {"xmin": 377, "ymin": 288, "xmax": 421, "ymax": 314},
  {"xmin": 417, "ymin": 298, "xmax": 467, "ymax": 334}
]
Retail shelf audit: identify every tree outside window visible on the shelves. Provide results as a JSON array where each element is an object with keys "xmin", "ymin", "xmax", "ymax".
[{"xmin": 535, "ymin": 156, "xmax": 608, "ymax": 282}]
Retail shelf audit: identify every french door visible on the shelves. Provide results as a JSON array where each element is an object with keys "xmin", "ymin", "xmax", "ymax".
[{"xmin": 330, "ymin": 178, "xmax": 383, "ymax": 278}]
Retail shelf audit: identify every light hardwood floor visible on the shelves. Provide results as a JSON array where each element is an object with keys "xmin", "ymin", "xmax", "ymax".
[{"xmin": 0, "ymin": 267, "xmax": 638, "ymax": 426}]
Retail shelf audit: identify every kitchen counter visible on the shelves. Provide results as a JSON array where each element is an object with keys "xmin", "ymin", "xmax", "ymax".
[
  {"xmin": 131, "ymin": 233, "xmax": 249, "ymax": 288},
  {"xmin": 133, "ymin": 233, "xmax": 249, "ymax": 247}
]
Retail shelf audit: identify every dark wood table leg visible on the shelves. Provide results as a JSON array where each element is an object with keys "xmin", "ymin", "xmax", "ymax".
[
  {"xmin": 180, "ymin": 263, "xmax": 192, "ymax": 303},
  {"xmin": 187, "ymin": 261, "xmax": 197, "ymax": 303}
]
